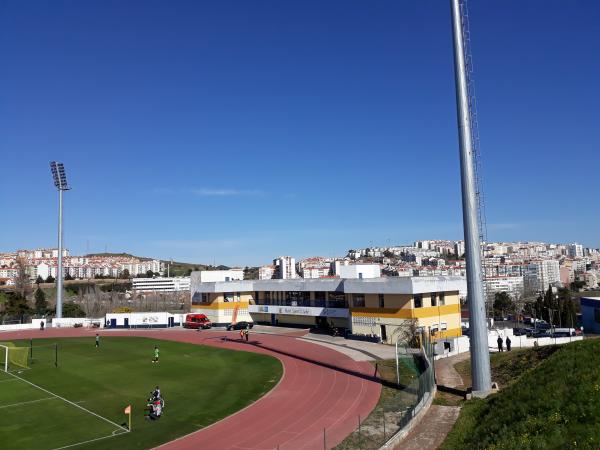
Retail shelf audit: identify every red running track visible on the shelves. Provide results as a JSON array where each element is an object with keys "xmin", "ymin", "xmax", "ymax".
[{"xmin": 1, "ymin": 328, "xmax": 381, "ymax": 450}]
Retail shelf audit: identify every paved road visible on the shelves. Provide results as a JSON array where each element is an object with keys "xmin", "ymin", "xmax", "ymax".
[{"xmin": 2, "ymin": 327, "xmax": 381, "ymax": 450}]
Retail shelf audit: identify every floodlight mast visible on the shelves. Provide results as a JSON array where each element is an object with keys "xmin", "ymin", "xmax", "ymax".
[
  {"xmin": 50, "ymin": 162, "xmax": 70, "ymax": 319},
  {"xmin": 450, "ymin": 0, "xmax": 492, "ymax": 396}
]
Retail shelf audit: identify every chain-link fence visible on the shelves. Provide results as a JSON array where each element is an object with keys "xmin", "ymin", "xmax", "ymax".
[{"xmin": 334, "ymin": 330, "xmax": 436, "ymax": 449}]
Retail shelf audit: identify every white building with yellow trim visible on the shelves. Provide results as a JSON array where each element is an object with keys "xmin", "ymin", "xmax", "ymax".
[{"xmin": 190, "ymin": 273, "xmax": 465, "ymax": 343}]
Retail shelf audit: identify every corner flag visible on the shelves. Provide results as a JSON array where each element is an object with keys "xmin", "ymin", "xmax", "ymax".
[{"xmin": 124, "ymin": 405, "xmax": 132, "ymax": 431}]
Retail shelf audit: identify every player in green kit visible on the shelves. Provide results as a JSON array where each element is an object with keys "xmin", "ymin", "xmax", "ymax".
[
  {"xmin": 152, "ymin": 345, "xmax": 159, "ymax": 363},
  {"xmin": 95, "ymin": 334, "xmax": 100, "ymax": 348}
]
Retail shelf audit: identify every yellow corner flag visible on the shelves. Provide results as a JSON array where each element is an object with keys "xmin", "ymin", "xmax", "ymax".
[{"xmin": 124, "ymin": 405, "xmax": 132, "ymax": 431}]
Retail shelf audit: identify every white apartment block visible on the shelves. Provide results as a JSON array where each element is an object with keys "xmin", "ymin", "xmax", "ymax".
[
  {"xmin": 337, "ymin": 263, "xmax": 381, "ymax": 279},
  {"xmin": 525, "ymin": 260, "xmax": 560, "ymax": 292},
  {"xmin": 132, "ymin": 277, "xmax": 191, "ymax": 293},
  {"xmin": 454, "ymin": 241, "xmax": 465, "ymax": 257},
  {"xmin": 300, "ymin": 266, "xmax": 331, "ymax": 279},
  {"xmin": 258, "ymin": 265, "xmax": 276, "ymax": 280},
  {"xmin": 274, "ymin": 256, "xmax": 297, "ymax": 279},
  {"xmin": 485, "ymin": 276, "xmax": 524, "ymax": 301},
  {"xmin": 199, "ymin": 269, "xmax": 244, "ymax": 283},
  {"xmin": 0, "ymin": 267, "xmax": 18, "ymax": 278},
  {"xmin": 567, "ymin": 243, "xmax": 584, "ymax": 258}
]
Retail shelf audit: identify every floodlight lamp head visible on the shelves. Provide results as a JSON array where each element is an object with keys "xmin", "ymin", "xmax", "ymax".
[{"xmin": 50, "ymin": 161, "xmax": 70, "ymax": 190}]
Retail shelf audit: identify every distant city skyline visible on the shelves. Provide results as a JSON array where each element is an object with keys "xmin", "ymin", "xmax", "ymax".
[
  {"xmin": 1, "ymin": 238, "xmax": 598, "ymax": 267},
  {"xmin": 1, "ymin": 1, "xmax": 599, "ymax": 266}
]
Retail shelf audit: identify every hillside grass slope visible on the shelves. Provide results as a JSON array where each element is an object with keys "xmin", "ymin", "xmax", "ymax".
[{"xmin": 440, "ymin": 339, "xmax": 600, "ymax": 450}]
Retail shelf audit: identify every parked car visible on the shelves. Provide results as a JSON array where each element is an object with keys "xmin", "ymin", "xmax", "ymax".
[
  {"xmin": 532, "ymin": 330, "xmax": 551, "ymax": 338},
  {"xmin": 227, "ymin": 321, "xmax": 254, "ymax": 331},
  {"xmin": 512, "ymin": 327, "xmax": 530, "ymax": 336},
  {"xmin": 183, "ymin": 314, "xmax": 212, "ymax": 329}
]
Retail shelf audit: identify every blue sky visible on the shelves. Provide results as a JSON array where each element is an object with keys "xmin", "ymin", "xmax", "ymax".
[{"xmin": 1, "ymin": 1, "xmax": 599, "ymax": 266}]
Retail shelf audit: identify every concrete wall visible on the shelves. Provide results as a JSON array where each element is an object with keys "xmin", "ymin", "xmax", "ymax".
[{"xmin": 435, "ymin": 331, "xmax": 584, "ymax": 360}]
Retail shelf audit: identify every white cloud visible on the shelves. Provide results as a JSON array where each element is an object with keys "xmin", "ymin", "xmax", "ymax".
[{"xmin": 189, "ymin": 188, "xmax": 264, "ymax": 197}]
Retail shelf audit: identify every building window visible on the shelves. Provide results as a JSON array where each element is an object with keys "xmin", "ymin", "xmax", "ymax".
[
  {"xmin": 352, "ymin": 294, "xmax": 365, "ymax": 308},
  {"xmin": 595, "ymin": 309, "xmax": 600, "ymax": 324},
  {"xmin": 224, "ymin": 292, "xmax": 234, "ymax": 302},
  {"xmin": 202, "ymin": 293, "xmax": 209, "ymax": 303},
  {"xmin": 314, "ymin": 291, "xmax": 326, "ymax": 307},
  {"xmin": 439, "ymin": 292, "xmax": 446, "ymax": 306},
  {"xmin": 431, "ymin": 293, "xmax": 437, "ymax": 307},
  {"xmin": 379, "ymin": 294, "xmax": 385, "ymax": 308},
  {"xmin": 414, "ymin": 294, "xmax": 423, "ymax": 308},
  {"xmin": 328, "ymin": 292, "xmax": 347, "ymax": 308}
]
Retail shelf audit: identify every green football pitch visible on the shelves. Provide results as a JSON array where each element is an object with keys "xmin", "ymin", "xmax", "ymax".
[{"xmin": 0, "ymin": 336, "xmax": 282, "ymax": 450}]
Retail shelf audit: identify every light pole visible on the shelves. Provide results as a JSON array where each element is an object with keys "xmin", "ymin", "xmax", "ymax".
[
  {"xmin": 450, "ymin": 0, "xmax": 492, "ymax": 396},
  {"xmin": 50, "ymin": 162, "xmax": 70, "ymax": 319}
]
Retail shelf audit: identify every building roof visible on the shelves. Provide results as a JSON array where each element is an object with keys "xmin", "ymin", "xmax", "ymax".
[{"xmin": 191, "ymin": 275, "xmax": 466, "ymax": 295}]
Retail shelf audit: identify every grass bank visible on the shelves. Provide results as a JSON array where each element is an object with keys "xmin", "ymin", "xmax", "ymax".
[{"xmin": 440, "ymin": 339, "xmax": 600, "ymax": 450}]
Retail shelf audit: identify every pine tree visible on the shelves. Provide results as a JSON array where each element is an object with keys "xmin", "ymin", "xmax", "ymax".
[{"xmin": 34, "ymin": 288, "xmax": 48, "ymax": 314}]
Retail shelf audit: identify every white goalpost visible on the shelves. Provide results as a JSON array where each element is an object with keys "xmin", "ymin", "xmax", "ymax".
[
  {"xmin": 0, "ymin": 343, "xmax": 29, "ymax": 372},
  {"xmin": 1, "ymin": 344, "xmax": 7, "ymax": 372}
]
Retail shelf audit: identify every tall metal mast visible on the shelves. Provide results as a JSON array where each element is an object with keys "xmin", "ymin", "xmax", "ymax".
[
  {"xmin": 450, "ymin": 0, "xmax": 492, "ymax": 396},
  {"xmin": 50, "ymin": 162, "xmax": 71, "ymax": 319}
]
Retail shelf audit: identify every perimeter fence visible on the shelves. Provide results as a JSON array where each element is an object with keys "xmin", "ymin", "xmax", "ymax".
[{"xmin": 325, "ymin": 330, "xmax": 436, "ymax": 450}]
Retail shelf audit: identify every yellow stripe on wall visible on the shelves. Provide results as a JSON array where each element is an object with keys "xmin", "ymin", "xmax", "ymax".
[
  {"xmin": 351, "ymin": 303, "xmax": 460, "ymax": 319},
  {"xmin": 412, "ymin": 304, "xmax": 461, "ymax": 318},
  {"xmin": 432, "ymin": 327, "xmax": 463, "ymax": 339}
]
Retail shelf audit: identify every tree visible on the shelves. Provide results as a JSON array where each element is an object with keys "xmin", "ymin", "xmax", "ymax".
[
  {"xmin": 493, "ymin": 292, "xmax": 514, "ymax": 318},
  {"xmin": 34, "ymin": 288, "xmax": 48, "ymax": 314},
  {"xmin": 62, "ymin": 302, "xmax": 86, "ymax": 318},
  {"xmin": 45, "ymin": 275, "xmax": 55, "ymax": 283},
  {"xmin": 146, "ymin": 270, "xmax": 154, "ymax": 278},
  {"xmin": 0, "ymin": 292, "xmax": 8, "ymax": 314},
  {"xmin": 383, "ymin": 250, "xmax": 394, "ymax": 258},
  {"xmin": 120, "ymin": 269, "xmax": 130, "ymax": 279},
  {"xmin": 35, "ymin": 275, "xmax": 44, "ymax": 285},
  {"xmin": 65, "ymin": 273, "xmax": 74, "ymax": 281},
  {"xmin": 5, "ymin": 292, "xmax": 31, "ymax": 317},
  {"xmin": 14, "ymin": 256, "xmax": 32, "ymax": 299},
  {"xmin": 570, "ymin": 280, "xmax": 585, "ymax": 292}
]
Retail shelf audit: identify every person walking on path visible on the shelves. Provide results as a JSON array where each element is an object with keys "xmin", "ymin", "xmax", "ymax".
[
  {"xmin": 506, "ymin": 336, "xmax": 512, "ymax": 351},
  {"xmin": 239, "ymin": 329, "xmax": 244, "ymax": 341},
  {"xmin": 497, "ymin": 336, "xmax": 504, "ymax": 352},
  {"xmin": 244, "ymin": 329, "xmax": 249, "ymax": 342},
  {"xmin": 95, "ymin": 333, "xmax": 100, "ymax": 348}
]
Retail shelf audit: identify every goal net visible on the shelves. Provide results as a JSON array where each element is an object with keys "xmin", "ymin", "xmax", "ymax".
[{"xmin": 0, "ymin": 342, "xmax": 30, "ymax": 372}]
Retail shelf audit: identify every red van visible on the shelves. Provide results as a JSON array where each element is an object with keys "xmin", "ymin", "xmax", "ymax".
[{"xmin": 184, "ymin": 314, "xmax": 212, "ymax": 329}]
